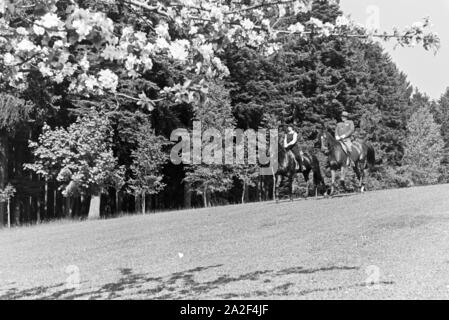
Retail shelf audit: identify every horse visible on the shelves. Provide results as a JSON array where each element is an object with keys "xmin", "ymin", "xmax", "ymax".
[
  {"xmin": 318, "ymin": 129, "xmax": 376, "ymax": 195},
  {"xmin": 275, "ymin": 140, "xmax": 325, "ymax": 202}
]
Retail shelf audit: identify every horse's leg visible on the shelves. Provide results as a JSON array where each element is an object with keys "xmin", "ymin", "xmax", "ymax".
[
  {"xmin": 289, "ymin": 175, "xmax": 294, "ymax": 201},
  {"xmin": 361, "ymin": 162, "xmax": 369, "ymax": 193},
  {"xmin": 330, "ymin": 169, "xmax": 336, "ymax": 196},
  {"xmin": 340, "ymin": 165, "xmax": 347, "ymax": 192},
  {"xmin": 353, "ymin": 162, "xmax": 362, "ymax": 193},
  {"xmin": 302, "ymin": 170, "xmax": 311, "ymax": 198},
  {"xmin": 275, "ymin": 175, "xmax": 282, "ymax": 203}
]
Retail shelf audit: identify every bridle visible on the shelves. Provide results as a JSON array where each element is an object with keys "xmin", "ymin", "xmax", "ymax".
[{"xmin": 320, "ymin": 132, "xmax": 329, "ymax": 154}]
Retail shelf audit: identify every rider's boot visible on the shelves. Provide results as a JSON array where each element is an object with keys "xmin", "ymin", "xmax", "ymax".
[
  {"xmin": 347, "ymin": 156, "xmax": 355, "ymax": 168},
  {"xmin": 293, "ymin": 157, "xmax": 300, "ymax": 171},
  {"xmin": 345, "ymin": 147, "xmax": 355, "ymax": 167},
  {"xmin": 299, "ymin": 152, "xmax": 307, "ymax": 171},
  {"xmin": 301, "ymin": 157, "xmax": 307, "ymax": 171}
]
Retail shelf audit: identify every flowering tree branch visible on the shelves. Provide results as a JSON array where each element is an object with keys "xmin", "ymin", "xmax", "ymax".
[{"xmin": 0, "ymin": 0, "xmax": 441, "ymax": 107}]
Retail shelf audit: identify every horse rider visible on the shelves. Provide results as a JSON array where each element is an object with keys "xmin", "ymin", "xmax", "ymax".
[
  {"xmin": 283, "ymin": 125, "xmax": 307, "ymax": 171},
  {"xmin": 335, "ymin": 111, "xmax": 355, "ymax": 166}
]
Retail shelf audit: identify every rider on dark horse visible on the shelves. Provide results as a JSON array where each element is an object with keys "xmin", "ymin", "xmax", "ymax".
[
  {"xmin": 319, "ymin": 111, "xmax": 376, "ymax": 195},
  {"xmin": 335, "ymin": 111, "xmax": 355, "ymax": 167},
  {"xmin": 283, "ymin": 125, "xmax": 306, "ymax": 171}
]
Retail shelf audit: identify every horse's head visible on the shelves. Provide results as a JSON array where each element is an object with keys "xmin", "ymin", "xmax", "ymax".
[
  {"xmin": 318, "ymin": 130, "xmax": 330, "ymax": 154},
  {"xmin": 278, "ymin": 131, "xmax": 287, "ymax": 149}
]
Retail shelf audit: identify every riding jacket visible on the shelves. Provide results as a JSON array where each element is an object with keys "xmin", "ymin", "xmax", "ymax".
[
  {"xmin": 284, "ymin": 132, "xmax": 298, "ymax": 147},
  {"xmin": 335, "ymin": 120, "xmax": 355, "ymax": 141}
]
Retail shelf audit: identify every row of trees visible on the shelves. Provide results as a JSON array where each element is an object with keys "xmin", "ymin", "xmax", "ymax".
[{"xmin": 0, "ymin": 0, "xmax": 444, "ymax": 226}]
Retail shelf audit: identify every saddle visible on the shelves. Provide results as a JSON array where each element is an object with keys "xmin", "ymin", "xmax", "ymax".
[{"xmin": 339, "ymin": 140, "xmax": 362, "ymax": 166}]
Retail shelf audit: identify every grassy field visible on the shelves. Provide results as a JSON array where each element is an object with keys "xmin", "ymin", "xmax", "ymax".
[{"xmin": 1, "ymin": 184, "xmax": 449, "ymax": 299}]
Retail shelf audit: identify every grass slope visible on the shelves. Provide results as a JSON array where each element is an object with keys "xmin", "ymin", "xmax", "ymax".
[{"xmin": 1, "ymin": 184, "xmax": 449, "ymax": 299}]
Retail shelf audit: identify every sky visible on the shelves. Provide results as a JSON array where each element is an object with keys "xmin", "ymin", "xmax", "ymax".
[{"xmin": 340, "ymin": 0, "xmax": 449, "ymax": 100}]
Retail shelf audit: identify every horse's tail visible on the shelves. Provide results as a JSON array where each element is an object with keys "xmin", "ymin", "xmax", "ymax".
[
  {"xmin": 366, "ymin": 143, "xmax": 376, "ymax": 170},
  {"xmin": 311, "ymin": 155, "xmax": 325, "ymax": 186}
]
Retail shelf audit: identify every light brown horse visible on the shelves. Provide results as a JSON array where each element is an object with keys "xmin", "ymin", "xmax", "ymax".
[{"xmin": 319, "ymin": 130, "xmax": 376, "ymax": 195}]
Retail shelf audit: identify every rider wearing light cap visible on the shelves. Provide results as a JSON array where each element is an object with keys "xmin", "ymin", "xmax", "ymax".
[{"xmin": 335, "ymin": 111, "xmax": 355, "ymax": 164}]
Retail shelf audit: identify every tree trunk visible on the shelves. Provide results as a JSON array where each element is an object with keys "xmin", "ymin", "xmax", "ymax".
[
  {"xmin": 115, "ymin": 190, "xmax": 121, "ymax": 214},
  {"xmin": 203, "ymin": 185, "xmax": 208, "ymax": 208},
  {"xmin": 64, "ymin": 196, "xmax": 72, "ymax": 218},
  {"xmin": 7, "ymin": 199, "xmax": 10, "ymax": 229},
  {"xmin": 141, "ymin": 192, "xmax": 146, "ymax": 214},
  {"xmin": 184, "ymin": 181, "xmax": 192, "ymax": 209},
  {"xmin": 44, "ymin": 181, "xmax": 48, "ymax": 220},
  {"xmin": 24, "ymin": 196, "xmax": 30, "ymax": 222},
  {"xmin": 0, "ymin": 133, "xmax": 8, "ymax": 227},
  {"xmin": 56, "ymin": 189, "xmax": 63, "ymax": 218},
  {"xmin": 155, "ymin": 194, "xmax": 160, "ymax": 211},
  {"xmin": 14, "ymin": 199, "xmax": 20, "ymax": 225},
  {"xmin": 134, "ymin": 194, "xmax": 140, "ymax": 213},
  {"xmin": 36, "ymin": 196, "xmax": 41, "ymax": 223},
  {"xmin": 241, "ymin": 180, "xmax": 246, "ymax": 204},
  {"xmin": 88, "ymin": 193, "xmax": 101, "ymax": 219}
]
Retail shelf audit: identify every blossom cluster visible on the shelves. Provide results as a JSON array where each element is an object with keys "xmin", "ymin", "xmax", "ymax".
[{"xmin": 0, "ymin": 0, "xmax": 441, "ymax": 107}]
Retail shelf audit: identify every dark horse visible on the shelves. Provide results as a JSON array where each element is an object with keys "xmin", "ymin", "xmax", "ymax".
[
  {"xmin": 318, "ymin": 130, "xmax": 376, "ymax": 195},
  {"xmin": 275, "ymin": 140, "xmax": 325, "ymax": 202}
]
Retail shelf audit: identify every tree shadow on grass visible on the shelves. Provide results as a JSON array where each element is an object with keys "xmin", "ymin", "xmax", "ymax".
[
  {"xmin": 0, "ymin": 264, "xmax": 394, "ymax": 299},
  {"xmin": 0, "ymin": 283, "xmax": 67, "ymax": 300}
]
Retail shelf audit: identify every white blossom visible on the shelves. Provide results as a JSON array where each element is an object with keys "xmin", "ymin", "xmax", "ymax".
[
  {"xmin": 54, "ymin": 73, "xmax": 64, "ymax": 84},
  {"xmin": 122, "ymin": 26, "xmax": 134, "ymax": 38},
  {"xmin": 101, "ymin": 44, "xmax": 123, "ymax": 61},
  {"xmin": 53, "ymin": 40, "xmax": 64, "ymax": 48},
  {"xmin": 241, "ymin": 18, "xmax": 255, "ymax": 30},
  {"xmin": 142, "ymin": 42, "xmax": 155, "ymax": 55},
  {"xmin": 155, "ymin": 23, "xmax": 169, "ymax": 38},
  {"xmin": 16, "ymin": 27, "xmax": 29, "ymax": 36},
  {"xmin": 83, "ymin": 74, "xmax": 99, "ymax": 91},
  {"xmin": 141, "ymin": 55, "xmax": 153, "ymax": 71},
  {"xmin": 72, "ymin": 19, "xmax": 92, "ymax": 39},
  {"xmin": 262, "ymin": 19, "xmax": 271, "ymax": 28},
  {"xmin": 58, "ymin": 51, "xmax": 70, "ymax": 65},
  {"xmin": 309, "ymin": 17, "xmax": 323, "ymax": 28},
  {"xmin": 155, "ymin": 37, "xmax": 170, "ymax": 50},
  {"xmin": 33, "ymin": 24, "xmax": 45, "ymax": 35},
  {"xmin": 17, "ymin": 38, "xmax": 35, "ymax": 51},
  {"xmin": 323, "ymin": 22, "xmax": 335, "ymax": 36},
  {"xmin": 98, "ymin": 69, "xmax": 118, "ymax": 92},
  {"xmin": 62, "ymin": 63, "xmax": 77, "ymax": 77},
  {"xmin": 38, "ymin": 62, "xmax": 53, "ymax": 77},
  {"xmin": 134, "ymin": 31, "xmax": 147, "ymax": 45},
  {"xmin": 39, "ymin": 12, "xmax": 61, "ymax": 29},
  {"xmin": 336, "ymin": 15, "xmax": 350, "ymax": 27},
  {"xmin": 210, "ymin": 7, "xmax": 224, "ymax": 23},
  {"xmin": 288, "ymin": 22, "xmax": 305, "ymax": 34},
  {"xmin": 412, "ymin": 22, "xmax": 424, "ymax": 30},
  {"xmin": 80, "ymin": 55, "xmax": 90, "ymax": 71},
  {"xmin": 169, "ymin": 40, "xmax": 189, "ymax": 61},
  {"xmin": 3, "ymin": 53, "xmax": 15, "ymax": 65},
  {"xmin": 189, "ymin": 26, "xmax": 198, "ymax": 35},
  {"xmin": 125, "ymin": 54, "xmax": 139, "ymax": 70},
  {"xmin": 198, "ymin": 43, "xmax": 214, "ymax": 62}
]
